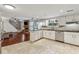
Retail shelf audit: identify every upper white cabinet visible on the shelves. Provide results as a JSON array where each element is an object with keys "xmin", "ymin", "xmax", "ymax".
[
  {"xmin": 57, "ymin": 15, "xmax": 79, "ymax": 26},
  {"xmin": 58, "ymin": 17, "xmax": 66, "ymax": 25},
  {"xmin": 71, "ymin": 15, "xmax": 79, "ymax": 21},
  {"xmin": 64, "ymin": 32, "xmax": 79, "ymax": 45}
]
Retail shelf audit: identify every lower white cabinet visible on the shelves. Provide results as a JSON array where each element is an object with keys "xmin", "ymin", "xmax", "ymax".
[
  {"xmin": 30, "ymin": 30, "xmax": 79, "ymax": 45},
  {"xmin": 30, "ymin": 30, "xmax": 55, "ymax": 41},
  {"xmin": 64, "ymin": 32, "xmax": 72, "ymax": 43},
  {"xmin": 37, "ymin": 30, "xmax": 43, "ymax": 39},
  {"xmin": 64, "ymin": 32, "xmax": 79, "ymax": 45},
  {"xmin": 30, "ymin": 31, "xmax": 36, "ymax": 41},
  {"xmin": 30, "ymin": 30, "xmax": 42, "ymax": 41},
  {"xmin": 43, "ymin": 30, "xmax": 55, "ymax": 40},
  {"xmin": 43, "ymin": 30, "xmax": 47, "ymax": 38},
  {"xmin": 50, "ymin": 31, "xmax": 55, "ymax": 40}
]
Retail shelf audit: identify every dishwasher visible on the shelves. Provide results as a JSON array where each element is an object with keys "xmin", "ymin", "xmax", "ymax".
[{"xmin": 55, "ymin": 31, "xmax": 64, "ymax": 42}]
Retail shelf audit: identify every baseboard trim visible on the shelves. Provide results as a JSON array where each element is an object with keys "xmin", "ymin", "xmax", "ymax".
[
  {"xmin": 37, "ymin": 37, "xmax": 79, "ymax": 47},
  {"xmin": 64, "ymin": 42, "xmax": 79, "ymax": 47},
  {"xmin": 30, "ymin": 37, "xmax": 44, "ymax": 43}
]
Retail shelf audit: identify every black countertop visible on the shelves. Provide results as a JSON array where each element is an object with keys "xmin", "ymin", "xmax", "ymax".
[{"xmin": 41, "ymin": 28, "xmax": 79, "ymax": 32}]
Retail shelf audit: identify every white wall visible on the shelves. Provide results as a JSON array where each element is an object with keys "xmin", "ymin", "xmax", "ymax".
[
  {"xmin": 0, "ymin": 17, "xmax": 2, "ymax": 40},
  {"xmin": 2, "ymin": 17, "xmax": 17, "ymax": 32}
]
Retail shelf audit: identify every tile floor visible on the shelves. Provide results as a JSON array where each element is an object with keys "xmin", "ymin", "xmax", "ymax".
[{"xmin": 2, "ymin": 39, "xmax": 79, "ymax": 54}]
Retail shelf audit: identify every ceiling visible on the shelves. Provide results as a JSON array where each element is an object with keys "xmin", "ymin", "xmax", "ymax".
[{"xmin": 0, "ymin": 4, "xmax": 79, "ymax": 19}]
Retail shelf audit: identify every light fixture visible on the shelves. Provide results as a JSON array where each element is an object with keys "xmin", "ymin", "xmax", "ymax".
[
  {"xmin": 60, "ymin": 10, "xmax": 64, "ymax": 13},
  {"xmin": 66, "ymin": 23, "xmax": 78, "ymax": 27},
  {"xmin": 3, "ymin": 4, "xmax": 16, "ymax": 10},
  {"xmin": 66, "ymin": 9, "xmax": 74, "ymax": 12}
]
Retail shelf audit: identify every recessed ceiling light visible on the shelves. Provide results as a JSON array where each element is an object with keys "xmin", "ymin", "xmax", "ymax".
[{"xmin": 3, "ymin": 4, "xmax": 16, "ymax": 10}]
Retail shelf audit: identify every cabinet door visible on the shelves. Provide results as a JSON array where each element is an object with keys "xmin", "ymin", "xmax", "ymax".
[
  {"xmin": 58, "ymin": 18, "xmax": 66, "ymax": 25},
  {"xmin": 50, "ymin": 31, "xmax": 55, "ymax": 40},
  {"xmin": 41, "ymin": 30, "xmax": 43, "ymax": 38},
  {"xmin": 72, "ymin": 33, "xmax": 79, "ymax": 45},
  {"xmin": 39, "ymin": 31, "xmax": 42, "ymax": 39},
  {"xmin": 75, "ymin": 33, "xmax": 79, "ymax": 45},
  {"xmin": 47, "ymin": 31, "xmax": 51, "ymax": 39},
  {"xmin": 64, "ymin": 32, "xmax": 73, "ymax": 44},
  {"xmin": 43, "ymin": 30, "xmax": 46, "ymax": 38},
  {"xmin": 64, "ymin": 32, "xmax": 79, "ymax": 45},
  {"xmin": 43, "ymin": 31, "xmax": 48, "ymax": 38},
  {"xmin": 35, "ymin": 31, "xmax": 43, "ymax": 40},
  {"xmin": 37, "ymin": 31, "xmax": 41, "ymax": 39},
  {"xmin": 42, "ymin": 30, "xmax": 55, "ymax": 39},
  {"xmin": 35, "ymin": 31, "xmax": 40, "ymax": 40},
  {"xmin": 44, "ymin": 31, "xmax": 47, "ymax": 38},
  {"xmin": 46, "ymin": 31, "xmax": 50, "ymax": 38},
  {"xmin": 30, "ymin": 32, "xmax": 35, "ymax": 41},
  {"xmin": 30, "ymin": 32, "xmax": 37, "ymax": 41}
]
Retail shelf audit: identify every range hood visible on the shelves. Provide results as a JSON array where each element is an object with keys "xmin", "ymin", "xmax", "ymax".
[{"xmin": 66, "ymin": 21, "xmax": 79, "ymax": 24}]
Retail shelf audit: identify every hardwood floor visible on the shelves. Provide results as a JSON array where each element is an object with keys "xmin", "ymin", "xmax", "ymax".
[{"xmin": 1, "ymin": 32, "xmax": 30, "ymax": 47}]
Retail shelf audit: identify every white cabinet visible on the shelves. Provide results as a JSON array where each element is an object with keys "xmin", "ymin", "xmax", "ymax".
[
  {"xmin": 49, "ymin": 31, "xmax": 55, "ymax": 40},
  {"xmin": 58, "ymin": 18, "xmax": 66, "ymax": 25},
  {"xmin": 30, "ymin": 30, "xmax": 55, "ymax": 41},
  {"xmin": 64, "ymin": 32, "xmax": 73, "ymax": 44},
  {"xmin": 71, "ymin": 33, "xmax": 79, "ymax": 45},
  {"xmin": 43, "ymin": 30, "xmax": 47, "ymax": 38},
  {"xmin": 30, "ymin": 31, "xmax": 37, "ymax": 41},
  {"xmin": 46, "ymin": 31, "xmax": 50, "ymax": 38},
  {"xmin": 64, "ymin": 32, "xmax": 79, "ymax": 45},
  {"xmin": 30, "ymin": 31, "xmax": 42, "ymax": 41},
  {"xmin": 40, "ymin": 30, "xmax": 43, "ymax": 38},
  {"xmin": 43, "ymin": 30, "xmax": 55, "ymax": 40},
  {"xmin": 51, "ymin": 31, "xmax": 55, "ymax": 40},
  {"xmin": 45, "ymin": 31, "xmax": 50, "ymax": 38},
  {"xmin": 37, "ymin": 31, "xmax": 42, "ymax": 39}
]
